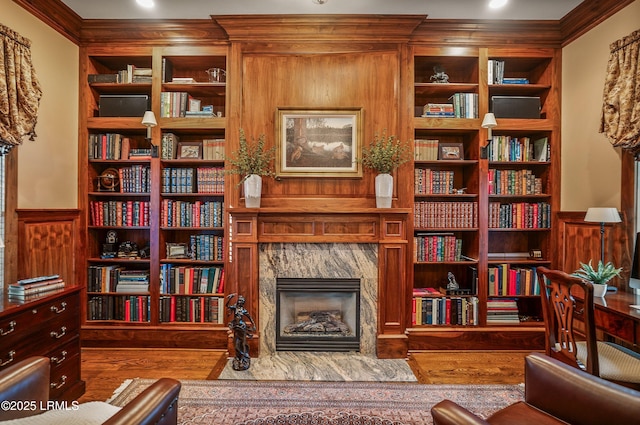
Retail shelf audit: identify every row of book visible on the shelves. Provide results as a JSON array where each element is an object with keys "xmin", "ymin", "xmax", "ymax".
[
  {"xmin": 161, "ymin": 134, "xmax": 225, "ymax": 161},
  {"xmin": 161, "ymin": 167, "xmax": 224, "ymax": 194},
  {"xmin": 89, "ymin": 133, "xmax": 129, "ymax": 160},
  {"xmin": 87, "ymin": 295, "xmax": 150, "ymax": 322},
  {"xmin": 488, "ymin": 136, "xmax": 549, "ymax": 162},
  {"xmin": 488, "ymin": 201, "xmax": 551, "ymax": 229},
  {"xmin": 160, "ymin": 264, "xmax": 225, "ymax": 295},
  {"xmin": 414, "ymin": 169, "xmax": 456, "ymax": 195},
  {"xmin": 87, "ymin": 266, "xmax": 150, "ymax": 293},
  {"xmin": 412, "ymin": 295, "xmax": 479, "ymax": 325},
  {"xmin": 488, "ymin": 60, "xmax": 530, "ymax": 85},
  {"xmin": 159, "ymin": 296, "xmax": 225, "ymax": 323},
  {"xmin": 488, "ymin": 265, "xmax": 541, "ymax": 296},
  {"xmin": 116, "ymin": 165, "xmax": 151, "ymax": 193},
  {"xmin": 8, "ymin": 275, "xmax": 65, "ymax": 299},
  {"xmin": 89, "ymin": 200, "xmax": 150, "ymax": 227},
  {"xmin": 488, "ymin": 169, "xmax": 543, "ymax": 196},
  {"xmin": 414, "ymin": 234, "xmax": 463, "ymax": 262},
  {"xmin": 414, "ymin": 139, "xmax": 440, "ymax": 161},
  {"xmin": 487, "ymin": 299, "xmax": 520, "ymax": 324},
  {"xmin": 161, "ymin": 199, "xmax": 224, "ymax": 228},
  {"xmin": 414, "ymin": 201, "xmax": 478, "ymax": 229},
  {"xmin": 186, "ymin": 234, "xmax": 225, "ymax": 261},
  {"xmin": 160, "ymin": 92, "xmax": 215, "ymax": 118},
  {"xmin": 421, "ymin": 93, "xmax": 479, "ymax": 119},
  {"xmin": 88, "ymin": 65, "xmax": 152, "ymax": 84}
]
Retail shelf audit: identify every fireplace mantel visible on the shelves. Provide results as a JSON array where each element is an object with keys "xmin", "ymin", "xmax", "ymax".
[{"xmin": 226, "ymin": 208, "xmax": 412, "ymax": 358}]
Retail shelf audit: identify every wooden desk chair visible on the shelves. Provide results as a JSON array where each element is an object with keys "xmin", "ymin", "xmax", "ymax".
[{"xmin": 537, "ymin": 266, "xmax": 640, "ymax": 390}]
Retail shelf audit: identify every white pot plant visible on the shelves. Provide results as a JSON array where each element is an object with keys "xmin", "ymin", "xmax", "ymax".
[
  {"xmin": 227, "ymin": 129, "xmax": 276, "ymax": 208},
  {"xmin": 572, "ymin": 260, "xmax": 623, "ymax": 298},
  {"xmin": 360, "ymin": 131, "xmax": 411, "ymax": 208}
]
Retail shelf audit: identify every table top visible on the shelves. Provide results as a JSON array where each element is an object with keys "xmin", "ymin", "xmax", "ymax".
[{"xmin": 592, "ymin": 289, "xmax": 640, "ymax": 321}]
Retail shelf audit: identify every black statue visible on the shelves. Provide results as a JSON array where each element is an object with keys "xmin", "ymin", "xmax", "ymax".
[{"xmin": 226, "ymin": 293, "xmax": 256, "ymax": 371}]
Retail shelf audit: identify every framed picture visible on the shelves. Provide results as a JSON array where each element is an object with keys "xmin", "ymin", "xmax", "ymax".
[
  {"xmin": 177, "ymin": 142, "xmax": 202, "ymax": 159},
  {"xmin": 438, "ymin": 142, "xmax": 464, "ymax": 160},
  {"xmin": 275, "ymin": 107, "xmax": 363, "ymax": 177},
  {"xmin": 166, "ymin": 243, "xmax": 189, "ymax": 259}
]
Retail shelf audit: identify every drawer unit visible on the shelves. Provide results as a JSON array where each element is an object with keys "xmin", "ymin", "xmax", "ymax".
[{"xmin": 0, "ymin": 287, "xmax": 85, "ymax": 401}]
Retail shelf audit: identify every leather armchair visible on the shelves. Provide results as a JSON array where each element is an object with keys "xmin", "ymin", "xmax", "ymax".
[
  {"xmin": 0, "ymin": 356, "xmax": 181, "ymax": 425},
  {"xmin": 431, "ymin": 352, "xmax": 640, "ymax": 425}
]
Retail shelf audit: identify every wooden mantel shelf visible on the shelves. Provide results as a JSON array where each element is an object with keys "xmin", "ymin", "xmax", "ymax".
[{"xmin": 228, "ymin": 208, "xmax": 410, "ymax": 244}]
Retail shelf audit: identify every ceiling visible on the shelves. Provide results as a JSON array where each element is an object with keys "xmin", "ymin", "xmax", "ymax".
[{"xmin": 59, "ymin": 0, "xmax": 585, "ymax": 21}]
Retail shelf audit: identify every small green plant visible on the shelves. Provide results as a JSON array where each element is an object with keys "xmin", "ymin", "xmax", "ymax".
[
  {"xmin": 360, "ymin": 131, "xmax": 412, "ymax": 174},
  {"xmin": 572, "ymin": 260, "xmax": 622, "ymax": 285},
  {"xmin": 226, "ymin": 129, "xmax": 276, "ymax": 182}
]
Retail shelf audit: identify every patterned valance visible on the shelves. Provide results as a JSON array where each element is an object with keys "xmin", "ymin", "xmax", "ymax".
[
  {"xmin": 0, "ymin": 24, "xmax": 42, "ymax": 155},
  {"xmin": 601, "ymin": 29, "xmax": 640, "ymax": 156}
]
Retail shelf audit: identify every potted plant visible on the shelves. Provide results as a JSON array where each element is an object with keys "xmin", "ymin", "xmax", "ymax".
[
  {"xmin": 360, "ymin": 131, "xmax": 412, "ymax": 208},
  {"xmin": 227, "ymin": 129, "xmax": 276, "ymax": 208},
  {"xmin": 572, "ymin": 260, "xmax": 622, "ymax": 298}
]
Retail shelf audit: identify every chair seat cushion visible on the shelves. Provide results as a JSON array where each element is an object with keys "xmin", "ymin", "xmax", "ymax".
[
  {"xmin": 1, "ymin": 401, "xmax": 120, "ymax": 425},
  {"xmin": 576, "ymin": 341, "xmax": 640, "ymax": 383},
  {"xmin": 486, "ymin": 401, "xmax": 569, "ymax": 425}
]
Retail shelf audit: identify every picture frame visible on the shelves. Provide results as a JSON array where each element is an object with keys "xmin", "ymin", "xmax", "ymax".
[
  {"xmin": 275, "ymin": 107, "xmax": 363, "ymax": 177},
  {"xmin": 166, "ymin": 242, "xmax": 189, "ymax": 259},
  {"xmin": 438, "ymin": 142, "xmax": 464, "ymax": 160},
  {"xmin": 177, "ymin": 142, "xmax": 202, "ymax": 160}
]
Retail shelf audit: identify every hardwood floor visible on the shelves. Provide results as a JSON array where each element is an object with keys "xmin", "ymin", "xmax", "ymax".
[{"xmin": 78, "ymin": 348, "xmax": 534, "ymax": 402}]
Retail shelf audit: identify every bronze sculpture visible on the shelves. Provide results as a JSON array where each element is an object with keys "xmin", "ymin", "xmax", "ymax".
[{"xmin": 226, "ymin": 293, "xmax": 256, "ymax": 371}]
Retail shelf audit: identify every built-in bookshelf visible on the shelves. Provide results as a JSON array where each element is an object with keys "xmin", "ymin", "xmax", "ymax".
[
  {"xmin": 79, "ymin": 46, "xmax": 228, "ymax": 346},
  {"xmin": 409, "ymin": 46, "xmax": 559, "ymax": 350}
]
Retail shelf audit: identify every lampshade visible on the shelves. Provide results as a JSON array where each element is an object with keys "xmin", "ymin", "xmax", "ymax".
[
  {"xmin": 584, "ymin": 207, "xmax": 621, "ymax": 223},
  {"xmin": 141, "ymin": 111, "xmax": 157, "ymax": 127},
  {"xmin": 481, "ymin": 113, "xmax": 497, "ymax": 129}
]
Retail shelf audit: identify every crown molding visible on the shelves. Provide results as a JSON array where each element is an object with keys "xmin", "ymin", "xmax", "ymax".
[
  {"xmin": 12, "ymin": 0, "xmax": 82, "ymax": 44},
  {"xmin": 560, "ymin": 0, "xmax": 636, "ymax": 46}
]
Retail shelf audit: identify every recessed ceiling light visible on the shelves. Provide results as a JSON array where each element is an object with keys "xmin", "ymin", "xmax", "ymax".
[
  {"xmin": 136, "ymin": 0, "xmax": 155, "ymax": 9},
  {"xmin": 489, "ymin": 0, "xmax": 508, "ymax": 9}
]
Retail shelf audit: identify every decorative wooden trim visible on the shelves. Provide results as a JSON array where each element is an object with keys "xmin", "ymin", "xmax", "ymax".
[
  {"xmin": 12, "ymin": 0, "xmax": 82, "ymax": 44},
  {"xmin": 560, "ymin": 0, "xmax": 637, "ymax": 46}
]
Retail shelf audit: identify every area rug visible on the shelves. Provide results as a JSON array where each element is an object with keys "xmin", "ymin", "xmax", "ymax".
[{"xmin": 109, "ymin": 379, "xmax": 524, "ymax": 425}]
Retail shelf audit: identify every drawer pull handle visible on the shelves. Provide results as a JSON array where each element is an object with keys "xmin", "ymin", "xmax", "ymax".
[
  {"xmin": 0, "ymin": 321, "xmax": 16, "ymax": 336},
  {"xmin": 50, "ymin": 302, "xmax": 67, "ymax": 314},
  {"xmin": 50, "ymin": 351, "xmax": 67, "ymax": 365},
  {"xmin": 50, "ymin": 326, "xmax": 67, "ymax": 339},
  {"xmin": 1, "ymin": 351, "xmax": 15, "ymax": 367},
  {"xmin": 50, "ymin": 375, "xmax": 67, "ymax": 390}
]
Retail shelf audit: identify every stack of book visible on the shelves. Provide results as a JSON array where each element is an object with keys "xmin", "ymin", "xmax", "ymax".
[
  {"xmin": 414, "ymin": 139, "xmax": 439, "ymax": 161},
  {"xmin": 486, "ymin": 298, "xmax": 520, "ymax": 324},
  {"xmin": 116, "ymin": 270, "xmax": 150, "ymax": 293},
  {"xmin": 422, "ymin": 103, "xmax": 454, "ymax": 118},
  {"xmin": 8, "ymin": 275, "xmax": 65, "ymax": 299}
]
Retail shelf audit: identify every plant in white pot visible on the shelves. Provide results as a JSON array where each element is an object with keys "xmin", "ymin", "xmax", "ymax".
[
  {"xmin": 360, "ymin": 131, "xmax": 411, "ymax": 208},
  {"xmin": 572, "ymin": 260, "xmax": 622, "ymax": 298},
  {"xmin": 226, "ymin": 129, "xmax": 276, "ymax": 208}
]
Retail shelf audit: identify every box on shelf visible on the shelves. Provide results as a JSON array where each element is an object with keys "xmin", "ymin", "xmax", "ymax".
[
  {"xmin": 491, "ymin": 96, "xmax": 540, "ymax": 119},
  {"xmin": 99, "ymin": 94, "xmax": 149, "ymax": 117}
]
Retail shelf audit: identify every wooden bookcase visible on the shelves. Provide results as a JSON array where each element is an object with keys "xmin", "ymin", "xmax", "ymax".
[
  {"xmin": 408, "ymin": 46, "xmax": 559, "ymax": 350},
  {"xmin": 79, "ymin": 46, "xmax": 230, "ymax": 348}
]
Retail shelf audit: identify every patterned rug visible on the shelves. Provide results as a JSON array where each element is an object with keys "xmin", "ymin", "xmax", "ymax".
[{"xmin": 109, "ymin": 379, "xmax": 524, "ymax": 425}]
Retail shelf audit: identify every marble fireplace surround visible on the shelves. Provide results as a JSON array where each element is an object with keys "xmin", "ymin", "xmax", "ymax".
[{"xmin": 259, "ymin": 243, "xmax": 378, "ymax": 356}]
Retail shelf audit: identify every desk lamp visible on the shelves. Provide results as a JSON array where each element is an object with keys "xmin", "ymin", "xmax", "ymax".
[
  {"xmin": 480, "ymin": 112, "xmax": 497, "ymax": 159},
  {"xmin": 584, "ymin": 207, "xmax": 621, "ymax": 264}
]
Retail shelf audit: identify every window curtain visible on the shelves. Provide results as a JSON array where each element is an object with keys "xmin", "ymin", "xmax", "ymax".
[
  {"xmin": 0, "ymin": 24, "xmax": 42, "ymax": 155},
  {"xmin": 601, "ymin": 29, "xmax": 640, "ymax": 155}
]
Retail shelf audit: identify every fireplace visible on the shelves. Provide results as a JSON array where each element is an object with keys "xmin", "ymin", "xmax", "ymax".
[{"xmin": 276, "ymin": 278, "xmax": 361, "ymax": 351}]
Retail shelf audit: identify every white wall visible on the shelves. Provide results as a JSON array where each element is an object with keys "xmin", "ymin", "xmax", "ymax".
[
  {"xmin": 561, "ymin": 0, "xmax": 640, "ymax": 211},
  {"xmin": 2, "ymin": 0, "xmax": 79, "ymax": 209}
]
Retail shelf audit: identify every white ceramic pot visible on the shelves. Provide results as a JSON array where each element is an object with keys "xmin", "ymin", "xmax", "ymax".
[
  {"xmin": 592, "ymin": 283, "xmax": 607, "ymax": 298},
  {"xmin": 375, "ymin": 173, "xmax": 393, "ymax": 208},
  {"xmin": 243, "ymin": 174, "xmax": 262, "ymax": 208}
]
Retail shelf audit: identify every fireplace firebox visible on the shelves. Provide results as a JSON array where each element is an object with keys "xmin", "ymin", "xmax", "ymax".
[{"xmin": 276, "ymin": 278, "xmax": 360, "ymax": 351}]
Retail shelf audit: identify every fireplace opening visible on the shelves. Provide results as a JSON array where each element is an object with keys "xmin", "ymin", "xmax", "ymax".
[{"xmin": 276, "ymin": 278, "xmax": 360, "ymax": 351}]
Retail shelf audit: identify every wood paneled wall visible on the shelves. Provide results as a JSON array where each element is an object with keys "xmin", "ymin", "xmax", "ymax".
[
  {"xmin": 17, "ymin": 209, "xmax": 80, "ymax": 284},
  {"xmin": 556, "ymin": 211, "xmax": 631, "ymax": 291}
]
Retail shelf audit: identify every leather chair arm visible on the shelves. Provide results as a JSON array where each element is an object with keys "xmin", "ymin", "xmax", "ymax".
[
  {"xmin": 103, "ymin": 378, "xmax": 181, "ymax": 425},
  {"xmin": 0, "ymin": 356, "xmax": 51, "ymax": 421},
  {"xmin": 525, "ymin": 352, "xmax": 640, "ymax": 425},
  {"xmin": 431, "ymin": 400, "xmax": 491, "ymax": 425}
]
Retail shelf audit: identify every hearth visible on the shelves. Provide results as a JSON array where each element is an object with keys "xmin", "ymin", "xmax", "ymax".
[{"xmin": 276, "ymin": 278, "xmax": 360, "ymax": 351}]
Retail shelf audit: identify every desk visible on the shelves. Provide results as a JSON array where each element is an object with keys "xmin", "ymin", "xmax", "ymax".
[{"xmin": 580, "ymin": 290, "xmax": 640, "ymax": 348}]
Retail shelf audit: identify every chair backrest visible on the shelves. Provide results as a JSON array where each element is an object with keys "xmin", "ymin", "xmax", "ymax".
[{"xmin": 536, "ymin": 266, "xmax": 599, "ymax": 376}]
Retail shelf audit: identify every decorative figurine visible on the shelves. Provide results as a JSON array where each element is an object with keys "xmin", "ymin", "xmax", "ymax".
[
  {"xmin": 430, "ymin": 65, "xmax": 450, "ymax": 84},
  {"xmin": 226, "ymin": 293, "xmax": 256, "ymax": 371},
  {"xmin": 447, "ymin": 271, "xmax": 459, "ymax": 291}
]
